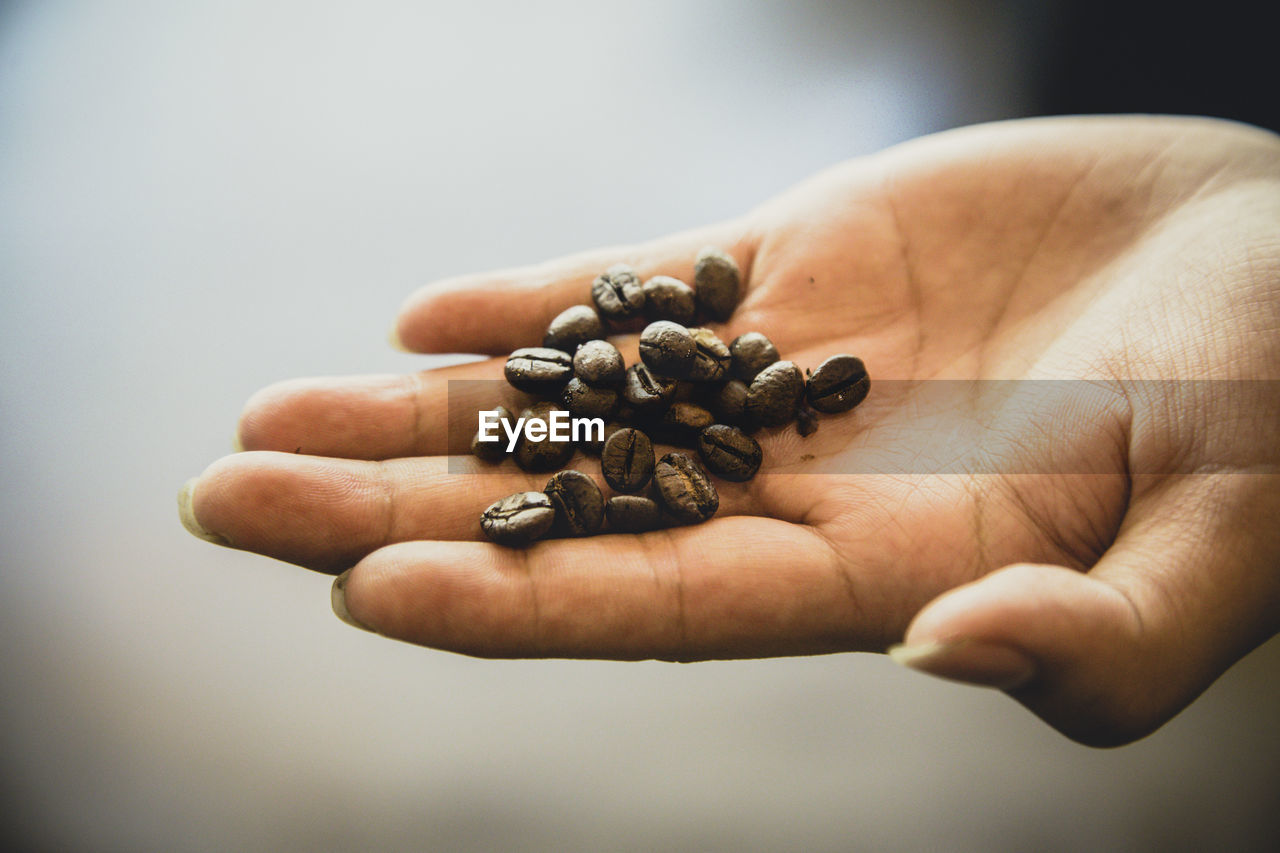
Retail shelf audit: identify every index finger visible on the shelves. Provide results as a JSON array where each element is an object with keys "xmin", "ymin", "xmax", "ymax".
[{"xmin": 393, "ymin": 222, "xmax": 756, "ymax": 355}]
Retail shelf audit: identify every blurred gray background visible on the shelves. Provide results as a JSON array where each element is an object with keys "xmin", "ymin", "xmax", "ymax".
[{"xmin": 2, "ymin": 1, "xmax": 1277, "ymax": 851}]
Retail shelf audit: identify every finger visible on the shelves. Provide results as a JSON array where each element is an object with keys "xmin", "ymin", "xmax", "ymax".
[
  {"xmin": 393, "ymin": 223, "xmax": 755, "ymax": 355},
  {"xmin": 234, "ymin": 338, "xmax": 654, "ymax": 461},
  {"xmin": 235, "ymin": 362, "xmax": 525, "ymax": 459},
  {"xmin": 333, "ymin": 516, "xmax": 870, "ymax": 660},
  {"xmin": 180, "ymin": 451, "xmax": 763, "ymax": 573},
  {"xmin": 891, "ymin": 471, "xmax": 1280, "ymax": 746}
]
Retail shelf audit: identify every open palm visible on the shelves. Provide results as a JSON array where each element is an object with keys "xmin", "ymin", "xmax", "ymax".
[{"xmin": 184, "ymin": 116, "xmax": 1280, "ymax": 744}]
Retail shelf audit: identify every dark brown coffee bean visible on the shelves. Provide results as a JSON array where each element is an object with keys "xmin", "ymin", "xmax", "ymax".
[
  {"xmin": 591, "ymin": 264, "xmax": 645, "ymax": 324},
  {"xmin": 543, "ymin": 305, "xmax": 604, "ymax": 353},
  {"xmin": 600, "ymin": 427, "xmax": 655, "ymax": 492},
  {"xmin": 622, "ymin": 363, "xmax": 677, "ymax": 413},
  {"xmin": 544, "ymin": 469, "xmax": 605, "ymax": 537},
  {"xmin": 693, "ymin": 246, "xmax": 740, "ymax": 322},
  {"xmin": 642, "ymin": 275, "xmax": 696, "ymax": 325},
  {"xmin": 806, "ymin": 354, "xmax": 870, "ymax": 413},
  {"xmin": 697, "ymin": 424, "xmax": 762, "ymax": 482},
  {"xmin": 578, "ymin": 420, "xmax": 625, "ymax": 455},
  {"xmin": 522, "ymin": 402, "xmax": 559, "ymax": 422},
  {"xmin": 638, "ymin": 321, "xmax": 695, "ymax": 378},
  {"xmin": 515, "ymin": 434, "xmax": 575, "ymax": 472},
  {"xmin": 561, "ymin": 377, "xmax": 618, "ymax": 419},
  {"xmin": 471, "ymin": 431, "xmax": 507, "ymax": 462},
  {"xmin": 672, "ymin": 380, "xmax": 704, "ymax": 403},
  {"xmin": 480, "ymin": 491, "xmax": 556, "ymax": 547},
  {"xmin": 653, "ymin": 452, "xmax": 719, "ymax": 524},
  {"xmin": 710, "ymin": 379, "xmax": 748, "ymax": 424},
  {"xmin": 471, "ymin": 404, "xmax": 515, "ymax": 463},
  {"xmin": 657, "ymin": 402, "xmax": 715, "ymax": 446},
  {"xmin": 605, "ymin": 495, "xmax": 663, "ymax": 533},
  {"xmin": 505, "ymin": 347, "xmax": 573, "ymax": 395},
  {"xmin": 745, "ymin": 360, "xmax": 804, "ymax": 427},
  {"xmin": 513, "ymin": 403, "xmax": 575, "ymax": 472},
  {"xmin": 729, "ymin": 332, "xmax": 779, "ymax": 382},
  {"xmin": 687, "ymin": 328, "xmax": 730, "ymax": 382},
  {"xmin": 572, "ymin": 339, "xmax": 625, "ymax": 386}
]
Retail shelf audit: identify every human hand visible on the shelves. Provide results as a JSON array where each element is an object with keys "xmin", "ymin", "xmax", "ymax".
[{"xmin": 180, "ymin": 116, "xmax": 1280, "ymax": 745}]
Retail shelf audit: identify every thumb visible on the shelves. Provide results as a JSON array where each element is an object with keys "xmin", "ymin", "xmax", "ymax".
[
  {"xmin": 890, "ymin": 474, "xmax": 1280, "ymax": 747},
  {"xmin": 890, "ymin": 563, "xmax": 1154, "ymax": 746}
]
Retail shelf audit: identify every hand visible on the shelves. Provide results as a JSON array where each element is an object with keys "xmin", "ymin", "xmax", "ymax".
[{"xmin": 180, "ymin": 116, "xmax": 1280, "ymax": 746}]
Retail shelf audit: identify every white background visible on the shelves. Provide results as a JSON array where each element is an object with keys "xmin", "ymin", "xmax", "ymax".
[{"xmin": 2, "ymin": 1, "xmax": 1277, "ymax": 850}]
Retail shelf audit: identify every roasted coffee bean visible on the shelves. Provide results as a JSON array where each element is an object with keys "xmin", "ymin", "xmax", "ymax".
[
  {"xmin": 697, "ymin": 424, "xmax": 762, "ymax": 482},
  {"xmin": 591, "ymin": 264, "xmax": 645, "ymax": 324},
  {"xmin": 693, "ymin": 246, "xmax": 740, "ymax": 322},
  {"xmin": 480, "ymin": 491, "xmax": 556, "ymax": 547},
  {"xmin": 471, "ymin": 431, "xmax": 507, "ymax": 462},
  {"xmin": 578, "ymin": 420, "xmax": 626, "ymax": 454},
  {"xmin": 562, "ymin": 377, "xmax": 618, "ymax": 419},
  {"xmin": 657, "ymin": 402, "xmax": 715, "ymax": 446},
  {"xmin": 729, "ymin": 332, "xmax": 779, "ymax": 382},
  {"xmin": 505, "ymin": 347, "xmax": 573, "ymax": 394},
  {"xmin": 543, "ymin": 305, "xmax": 604, "ymax": 353},
  {"xmin": 622, "ymin": 363, "xmax": 677, "ymax": 413},
  {"xmin": 573, "ymin": 339, "xmax": 625, "ymax": 386},
  {"xmin": 642, "ymin": 275, "xmax": 696, "ymax": 325},
  {"xmin": 544, "ymin": 469, "xmax": 605, "ymax": 537},
  {"xmin": 672, "ymin": 380, "xmax": 703, "ymax": 403},
  {"xmin": 653, "ymin": 452, "xmax": 719, "ymax": 524},
  {"xmin": 638, "ymin": 321, "xmax": 695, "ymax": 378},
  {"xmin": 605, "ymin": 495, "xmax": 663, "ymax": 533},
  {"xmin": 514, "ymin": 433, "xmax": 575, "ymax": 472},
  {"xmin": 796, "ymin": 402, "xmax": 819, "ymax": 437},
  {"xmin": 745, "ymin": 360, "xmax": 804, "ymax": 426},
  {"xmin": 710, "ymin": 379, "xmax": 748, "ymax": 424},
  {"xmin": 522, "ymin": 401, "xmax": 559, "ymax": 422},
  {"xmin": 600, "ymin": 427, "xmax": 655, "ymax": 492},
  {"xmin": 687, "ymin": 328, "xmax": 730, "ymax": 382},
  {"xmin": 513, "ymin": 403, "xmax": 575, "ymax": 472},
  {"xmin": 471, "ymin": 404, "xmax": 515, "ymax": 463},
  {"xmin": 806, "ymin": 354, "xmax": 870, "ymax": 413}
]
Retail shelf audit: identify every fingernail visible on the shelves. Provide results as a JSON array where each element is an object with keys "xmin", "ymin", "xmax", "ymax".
[
  {"xmin": 177, "ymin": 478, "xmax": 231, "ymax": 547},
  {"xmin": 888, "ymin": 639, "xmax": 1036, "ymax": 691},
  {"xmin": 331, "ymin": 569, "xmax": 377, "ymax": 634},
  {"xmin": 388, "ymin": 324, "xmax": 411, "ymax": 353},
  {"xmin": 231, "ymin": 432, "xmax": 245, "ymax": 452}
]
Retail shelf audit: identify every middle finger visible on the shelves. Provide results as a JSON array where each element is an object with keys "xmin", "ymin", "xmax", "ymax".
[{"xmin": 188, "ymin": 450, "xmax": 762, "ymax": 573}]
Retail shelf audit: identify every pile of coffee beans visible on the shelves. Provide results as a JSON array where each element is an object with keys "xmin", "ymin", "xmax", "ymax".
[{"xmin": 475, "ymin": 247, "xmax": 869, "ymax": 547}]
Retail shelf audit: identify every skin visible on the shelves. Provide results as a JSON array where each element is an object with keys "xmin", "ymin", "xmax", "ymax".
[{"xmin": 183, "ymin": 116, "xmax": 1280, "ymax": 746}]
